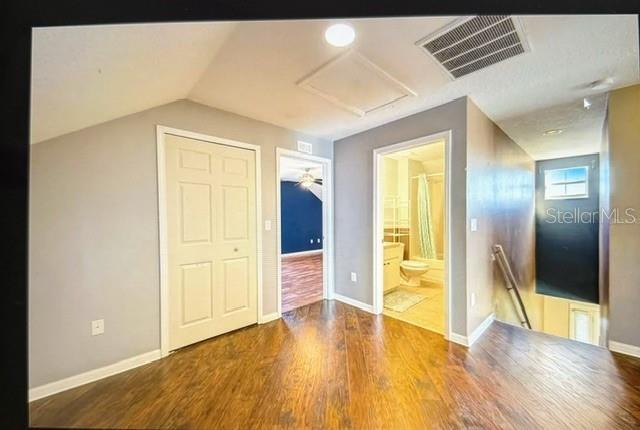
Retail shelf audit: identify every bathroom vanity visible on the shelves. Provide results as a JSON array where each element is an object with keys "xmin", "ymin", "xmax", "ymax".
[{"xmin": 383, "ymin": 242, "xmax": 404, "ymax": 292}]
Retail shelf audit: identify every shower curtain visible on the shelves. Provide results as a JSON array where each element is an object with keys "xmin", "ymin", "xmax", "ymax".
[{"xmin": 417, "ymin": 174, "xmax": 437, "ymax": 259}]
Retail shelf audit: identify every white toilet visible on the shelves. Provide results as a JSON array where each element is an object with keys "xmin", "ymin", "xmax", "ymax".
[{"xmin": 400, "ymin": 260, "xmax": 430, "ymax": 287}]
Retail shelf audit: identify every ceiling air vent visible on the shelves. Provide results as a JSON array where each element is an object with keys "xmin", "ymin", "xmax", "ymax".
[{"xmin": 417, "ymin": 15, "xmax": 530, "ymax": 79}]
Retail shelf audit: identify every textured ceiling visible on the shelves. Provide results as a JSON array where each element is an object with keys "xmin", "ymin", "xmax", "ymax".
[
  {"xmin": 387, "ymin": 140, "xmax": 445, "ymax": 162},
  {"xmin": 31, "ymin": 22, "xmax": 236, "ymax": 143},
  {"xmin": 280, "ymin": 156, "xmax": 323, "ymax": 182},
  {"xmin": 499, "ymin": 94, "xmax": 609, "ymax": 160},
  {"xmin": 31, "ymin": 16, "xmax": 639, "ymax": 160}
]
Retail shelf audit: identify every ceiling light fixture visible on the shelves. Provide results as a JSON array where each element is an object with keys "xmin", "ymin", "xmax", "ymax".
[
  {"xmin": 324, "ymin": 23, "xmax": 355, "ymax": 47},
  {"xmin": 543, "ymin": 129, "xmax": 564, "ymax": 136},
  {"xmin": 299, "ymin": 170, "xmax": 316, "ymax": 188}
]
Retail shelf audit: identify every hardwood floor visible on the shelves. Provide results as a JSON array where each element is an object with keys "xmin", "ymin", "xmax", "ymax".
[
  {"xmin": 30, "ymin": 300, "xmax": 640, "ymax": 429},
  {"xmin": 281, "ymin": 252, "xmax": 323, "ymax": 312}
]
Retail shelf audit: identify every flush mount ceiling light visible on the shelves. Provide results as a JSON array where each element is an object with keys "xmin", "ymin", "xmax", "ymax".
[
  {"xmin": 543, "ymin": 128, "xmax": 564, "ymax": 136},
  {"xmin": 590, "ymin": 77, "xmax": 614, "ymax": 91},
  {"xmin": 325, "ymin": 23, "xmax": 355, "ymax": 47}
]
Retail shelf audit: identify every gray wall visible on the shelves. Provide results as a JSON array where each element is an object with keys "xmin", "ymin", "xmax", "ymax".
[
  {"xmin": 607, "ymin": 84, "xmax": 640, "ymax": 348},
  {"xmin": 334, "ymin": 98, "xmax": 469, "ymax": 335},
  {"xmin": 29, "ymin": 99, "xmax": 333, "ymax": 387}
]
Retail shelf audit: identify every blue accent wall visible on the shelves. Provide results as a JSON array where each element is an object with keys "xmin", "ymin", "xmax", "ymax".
[{"xmin": 280, "ymin": 181, "xmax": 322, "ymax": 254}]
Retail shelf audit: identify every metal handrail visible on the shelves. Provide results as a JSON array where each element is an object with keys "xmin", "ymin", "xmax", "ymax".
[{"xmin": 492, "ymin": 244, "xmax": 532, "ymax": 329}]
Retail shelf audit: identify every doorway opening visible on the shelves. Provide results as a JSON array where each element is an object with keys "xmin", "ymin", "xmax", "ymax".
[
  {"xmin": 276, "ymin": 149, "xmax": 333, "ymax": 314},
  {"xmin": 373, "ymin": 131, "xmax": 452, "ymax": 338}
]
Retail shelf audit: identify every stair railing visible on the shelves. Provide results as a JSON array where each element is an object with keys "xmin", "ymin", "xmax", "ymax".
[{"xmin": 492, "ymin": 244, "xmax": 532, "ymax": 329}]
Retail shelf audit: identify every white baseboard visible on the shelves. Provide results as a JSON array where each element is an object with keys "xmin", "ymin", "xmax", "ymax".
[
  {"xmin": 468, "ymin": 313, "xmax": 495, "ymax": 346},
  {"xmin": 609, "ymin": 340, "xmax": 640, "ymax": 358},
  {"xmin": 448, "ymin": 332, "xmax": 470, "ymax": 347},
  {"xmin": 259, "ymin": 312, "xmax": 281, "ymax": 324},
  {"xmin": 281, "ymin": 249, "xmax": 323, "ymax": 258},
  {"xmin": 333, "ymin": 293, "xmax": 374, "ymax": 314},
  {"xmin": 448, "ymin": 313, "xmax": 495, "ymax": 348},
  {"xmin": 29, "ymin": 349, "xmax": 162, "ymax": 402}
]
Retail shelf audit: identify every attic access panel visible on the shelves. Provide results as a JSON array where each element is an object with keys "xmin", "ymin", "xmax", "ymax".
[
  {"xmin": 298, "ymin": 50, "xmax": 417, "ymax": 117},
  {"xmin": 417, "ymin": 15, "xmax": 530, "ymax": 79}
]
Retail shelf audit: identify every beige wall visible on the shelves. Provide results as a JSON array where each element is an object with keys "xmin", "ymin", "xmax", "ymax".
[
  {"xmin": 29, "ymin": 99, "xmax": 333, "ymax": 387},
  {"xmin": 607, "ymin": 84, "xmax": 640, "ymax": 348},
  {"xmin": 599, "ymin": 110, "xmax": 610, "ymax": 346},
  {"xmin": 492, "ymin": 119, "xmax": 540, "ymax": 330},
  {"xmin": 466, "ymin": 100, "xmax": 498, "ymax": 333},
  {"xmin": 466, "ymin": 99, "xmax": 537, "ymax": 333}
]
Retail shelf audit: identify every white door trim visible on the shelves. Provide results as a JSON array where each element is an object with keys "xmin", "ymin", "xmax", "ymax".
[
  {"xmin": 156, "ymin": 125, "xmax": 263, "ymax": 358},
  {"xmin": 372, "ymin": 130, "xmax": 453, "ymax": 341},
  {"xmin": 275, "ymin": 148, "xmax": 334, "ymax": 316}
]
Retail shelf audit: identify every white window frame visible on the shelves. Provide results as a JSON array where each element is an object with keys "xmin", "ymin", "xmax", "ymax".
[{"xmin": 544, "ymin": 166, "xmax": 589, "ymax": 200}]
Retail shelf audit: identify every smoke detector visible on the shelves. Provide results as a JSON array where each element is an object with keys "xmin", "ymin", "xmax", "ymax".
[{"xmin": 416, "ymin": 15, "xmax": 530, "ymax": 79}]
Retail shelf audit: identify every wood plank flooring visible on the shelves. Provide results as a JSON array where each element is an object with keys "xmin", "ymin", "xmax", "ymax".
[
  {"xmin": 30, "ymin": 300, "xmax": 640, "ymax": 429},
  {"xmin": 281, "ymin": 253, "xmax": 323, "ymax": 312}
]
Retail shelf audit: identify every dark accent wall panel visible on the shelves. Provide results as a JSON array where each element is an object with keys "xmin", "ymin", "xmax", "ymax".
[
  {"xmin": 535, "ymin": 154, "xmax": 600, "ymax": 304},
  {"xmin": 280, "ymin": 181, "xmax": 323, "ymax": 254}
]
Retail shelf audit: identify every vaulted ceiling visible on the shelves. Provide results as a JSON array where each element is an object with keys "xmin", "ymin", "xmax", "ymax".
[{"xmin": 31, "ymin": 15, "xmax": 639, "ymax": 159}]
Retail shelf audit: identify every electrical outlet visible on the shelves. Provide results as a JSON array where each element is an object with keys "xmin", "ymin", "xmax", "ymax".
[
  {"xmin": 91, "ymin": 319, "xmax": 104, "ymax": 336},
  {"xmin": 264, "ymin": 220, "xmax": 271, "ymax": 231},
  {"xmin": 309, "ymin": 239, "xmax": 314, "ymax": 244},
  {"xmin": 350, "ymin": 272, "xmax": 357, "ymax": 282},
  {"xmin": 317, "ymin": 238, "xmax": 320, "ymax": 243},
  {"xmin": 470, "ymin": 293, "xmax": 477, "ymax": 308}
]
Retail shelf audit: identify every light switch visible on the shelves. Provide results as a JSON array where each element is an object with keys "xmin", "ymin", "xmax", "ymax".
[
  {"xmin": 470, "ymin": 218, "xmax": 478, "ymax": 232},
  {"xmin": 350, "ymin": 272, "xmax": 357, "ymax": 282},
  {"xmin": 264, "ymin": 220, "xmax": 271, "ymax": 231}
]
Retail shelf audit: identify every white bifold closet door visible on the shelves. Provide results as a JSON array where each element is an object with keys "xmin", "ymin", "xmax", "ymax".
[{"xmin": 164, "ymin": 133, "xmax": 257, "ymax": 351}]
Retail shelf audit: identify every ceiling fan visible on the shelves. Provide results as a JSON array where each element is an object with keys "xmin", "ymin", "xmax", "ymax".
[{"xmin": 297, "ymin": 168, "xmax": 323, "ymax": 188}]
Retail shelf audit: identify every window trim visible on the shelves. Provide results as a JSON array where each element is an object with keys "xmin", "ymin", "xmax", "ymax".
[{"xmin": 544, "ymin": 165, "xmax": 590, "ymax": 200}]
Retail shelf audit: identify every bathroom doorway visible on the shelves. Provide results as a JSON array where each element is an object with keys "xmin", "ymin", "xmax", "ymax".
[{"xmin": 373, "ymin": 132, "xmax": 451, "ymax": 338}]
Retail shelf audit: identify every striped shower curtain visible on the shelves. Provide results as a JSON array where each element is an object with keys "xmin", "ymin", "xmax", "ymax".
[{"xmin": 417, "ymin": 174, "xmax": 437, "ymax": 259}]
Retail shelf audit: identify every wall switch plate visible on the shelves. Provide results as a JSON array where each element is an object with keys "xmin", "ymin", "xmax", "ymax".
[
  {"xmin": 310, "ymin": 239, "xmax": 314, "ymax": 244},
  {"xmin": 317, "ymin": 238, "xmax": 321, "ymax": 243},
  {"xmin": 350, "ymin": 272, "xmax": 357, "ymax": 282},
  {"xmin": 470, "ymin": 293, "xmax": 476, "ymax": 307},
  {"xmin": 264, "ymin": 220, "xmax": 271, "ymax": 231},
  {"xmin": 91, "ymin": 319, "xmax": 104, "ymax": 336},
  {"xmin": 470, "ymin": 218, "xmax": 478, "ymax": 232}
]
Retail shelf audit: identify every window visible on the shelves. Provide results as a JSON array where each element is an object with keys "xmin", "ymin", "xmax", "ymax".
[{"xmin": 544, "ymin": 166, "xmax": 589, "ymax": 200}]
